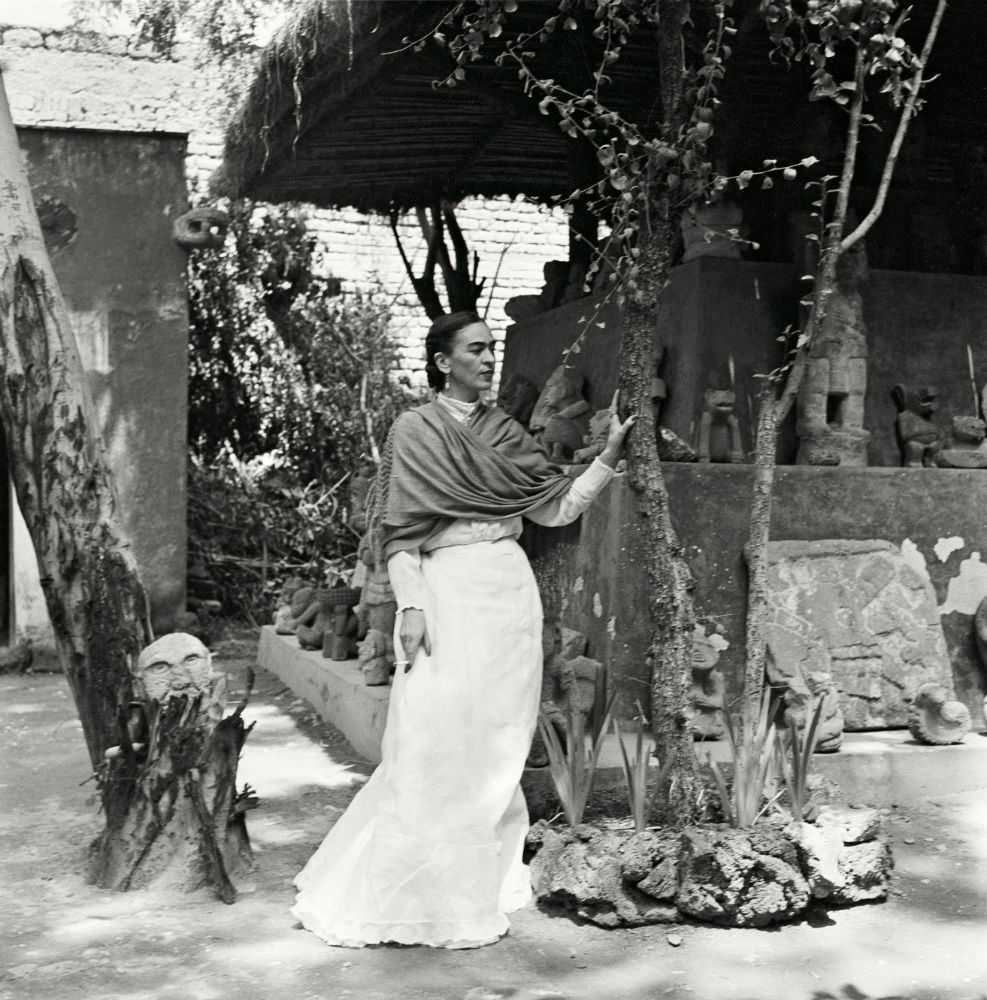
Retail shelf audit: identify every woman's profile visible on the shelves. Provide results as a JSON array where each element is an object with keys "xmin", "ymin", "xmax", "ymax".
[{"xmin": 291, "ymin": 310, "xmax": 634, "ymax": 949}]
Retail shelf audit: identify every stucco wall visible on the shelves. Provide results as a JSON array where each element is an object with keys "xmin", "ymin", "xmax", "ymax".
[
  {"xmin": 510, "ymin": 258, "xmax": 987, "ymax": 724},
  {"xmin": 526, "ymin": 465, "xmax": 987, "ymax": 726}
]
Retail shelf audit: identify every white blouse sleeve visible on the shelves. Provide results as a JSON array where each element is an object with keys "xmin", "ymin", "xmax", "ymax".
[
  {"xmin": 386, "ymin": 549, "xmax": 428, "ymax": 611},
  {"xmin": 525, "ymin": 457, "xmax": 616, "ymax": 528}
]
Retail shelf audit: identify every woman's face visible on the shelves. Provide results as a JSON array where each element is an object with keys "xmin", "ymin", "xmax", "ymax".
[{"xmin": 436, "ymin": 321, "xmax": 496, "ymax": 401}]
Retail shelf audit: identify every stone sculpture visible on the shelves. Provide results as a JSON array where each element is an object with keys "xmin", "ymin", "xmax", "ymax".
[
  {"xmin": 778, "ymin": 670, "xmax": 844, "ymax": 753},
  {"xmin": 320, "ymin": 586, "xmax": 362, "ymax": 661},
  {"xmin": 295, "ymin": 588, "xmax": 333, "ymax": 650},
  {"xmin": 689, "ymin": 624, "xmax": 725, "ymax": 740},
  {"xmin": 680, "ymin": 195, "xmax": 745, "ymax": 263},
  {"xmin": 497, "ymin": 372, "xmax": 540, "ymax": 426},
  {"xmin": 696, "ymin": 388, "xmax": 744, "ymax": 463},
  {"xmin": 907, "ymin": 682, "xmax": 971, "ymax": 745},
  {"xmin": 934, "ymin": 415, "xmax": 987, "ymax": 468},
  {"xmin": 891, "ymin": 384, "xmax": 942, "ymax": 467},
  {"xmin": 356, "ymin": 572, "xmax": 397, "ymax": 686},
  {"xmin": 572, "ymin": 408, "xmax": 612, "ymax": 464},
  {"xmin": 796, "ymin": 241, "xmax": 870, "ymax": 466},
  {"xmin": 172, "ymin": 206, "xmax": 230, "ymax": 250},
  {"xmin": 529, "ymin": 364, "xmax": 591, "ymax": 461},
  {"xmin": 529, "ymin": 622, "xmax": 602, "ymax": 765}
]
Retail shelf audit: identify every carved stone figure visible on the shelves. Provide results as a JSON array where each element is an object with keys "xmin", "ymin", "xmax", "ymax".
[
  {"xmin": 573, "ymin": 408, "xmax": 611, "ymax": 464},
  {"xmin": 295, "ymin": 588, "xmax": 331, "ymax": 650},
  {"xmin": 934, "ymin": 415, "xmax": 987, "ymax": 468},
  {"xmin": 356, "ymin": 573, "xmax": 397, "ymax": 685},
  {"xmin": 320, "ymin": 587, "xmax": 362, "ymax": 661},
  {"xmin": 529, "ymin": 622, "xmax": 601, "ymax": 765},
  {"xmin": 780, "ymin": 670, "xmax": 844, "ymax": 753},
  {"xmin": 891, "ymin": 384, "xmax": 942, "ymax": 467},
  {"xmin": 907, "ymin": 682, "xmax": 972, "ymax": 744},
  {"xmin": 796, "ymin": 241, "xmax": 870, "ymax": 466},
  {"xmin": 529, "ymin": 364, "xmax": 591, "ymax": 461},
  {"xmin": 273, "ymin": 575, "xmax": 308, "ymax": 634},
  {"xmin": 497, "ymin": 372, "xmax": 540, "ymax": 427},
  {"xmin": 697, "ymin": 388, "xmax": 744, "ymax": 463},
  {"xmin": 689, "ymin": 624, "xmax": 725, "ymax": 740},
  {"xmin": 680, "ymin": 196, "xmax": 745, "ymax": 263},
  {"xmin": 172, "ymin": 206, "xmax": 230, "ymax": 250},
  {"xmin": 504, "ymin": 260, "xmax": 571, "ymax": 321}
]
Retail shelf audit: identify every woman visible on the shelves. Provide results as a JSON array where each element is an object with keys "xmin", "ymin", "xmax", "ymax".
[{"xmin": 292, "ymin": 310, "xmax": 634, "ymax": 949}]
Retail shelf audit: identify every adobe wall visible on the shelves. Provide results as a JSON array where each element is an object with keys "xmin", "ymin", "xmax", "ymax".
[{"xmin": 509, "ymin": 259, "xmax": 987, "ymax": 724}]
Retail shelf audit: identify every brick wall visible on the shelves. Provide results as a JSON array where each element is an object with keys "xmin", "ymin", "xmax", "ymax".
[{"xmin": 0, "ymin": 23, "xmax": 570, "ymax": 386}]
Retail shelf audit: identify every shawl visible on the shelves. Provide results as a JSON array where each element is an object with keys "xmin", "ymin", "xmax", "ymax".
[{"xmin": 379, "ymin": 400, "xmax": 572, "ymax": 560}]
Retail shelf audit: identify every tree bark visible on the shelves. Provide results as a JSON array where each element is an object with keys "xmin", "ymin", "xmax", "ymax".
[
  {"xmin": 618, "ymin": 214, "xmax": 699, "ymax": 824},
  {"xmin": 0, "ymin": 72, "xmax": 251, "ymax": 899}
]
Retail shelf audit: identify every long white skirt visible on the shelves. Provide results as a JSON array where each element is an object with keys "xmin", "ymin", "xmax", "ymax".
[{"xmin": 291, "ymin": 538, "xmax": 543, "ymax": 948}]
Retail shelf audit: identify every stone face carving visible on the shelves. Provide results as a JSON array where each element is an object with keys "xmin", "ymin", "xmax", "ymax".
[
  {"xmin": 529, "ymin": 364, "xmax": 591, "ymax": 461},
  {"xmin": 697, "ymin": 388, "xmax": 744, "ymax": 463},
  {"xmin": 172, "ymin": 206, "xmax": 230, "ymax": 250},
  {"xmin": 273, "ymin": 576, "xmax": 308, "ymax": 634},
  {"xmin": 891, "ymin": 384, "xmax": 942, "ymax": 467},
  {"xmin": 775, "ymin": 669, "xmax": 844, "ymax": 753},
  {"xmin": 797, "ymin": 243, "xmax": 870, "ymax": 466},
  {"xmin": 757, "ymin": 539, "xmax": 954, "ymax": 729},
  {"xmin": 907, "ymin": 682, "xmax": 972, "ymax": 744},
  {"xmin": 689, "ymin": 624, "xmax": 725, "ymax": 740},
  {"xmin": 934, "ymin": 415, "xmax": 987, "ymax": 468}
]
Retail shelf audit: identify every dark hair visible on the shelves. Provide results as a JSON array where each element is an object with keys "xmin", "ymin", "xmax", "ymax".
[{"xmin": 424, "ymin": 310, "xmax": 482, "ymax": 391}]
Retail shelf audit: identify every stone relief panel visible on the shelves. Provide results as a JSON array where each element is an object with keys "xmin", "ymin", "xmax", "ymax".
[{"xmin": 761, "ymin": 539, "xmax": 953, "ymax": 729}]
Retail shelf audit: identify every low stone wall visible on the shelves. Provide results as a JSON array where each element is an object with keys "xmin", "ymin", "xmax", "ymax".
[{"xmin": 527, "ymin": 464, "xmax": 987, "ymax": 725}]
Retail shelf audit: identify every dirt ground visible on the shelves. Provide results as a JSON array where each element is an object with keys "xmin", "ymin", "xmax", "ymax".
[{"xmin": 1, "ymin": 629, "xmax": 985, "ymax": 1000}]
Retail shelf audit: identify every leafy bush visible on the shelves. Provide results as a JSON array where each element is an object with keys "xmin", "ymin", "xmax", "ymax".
[{"xmin": 186, "ymin": 201, "xmax": 417, "ymax": 619}]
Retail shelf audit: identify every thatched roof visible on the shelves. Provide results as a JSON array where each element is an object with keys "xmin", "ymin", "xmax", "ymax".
[{"xmin": 215, "ymin": 0, "xmax": 987, "ymax": 214}]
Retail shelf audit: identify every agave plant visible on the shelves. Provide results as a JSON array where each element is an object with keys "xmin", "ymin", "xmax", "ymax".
[
  {"xmin": 704, "ymin": 684, "xmax": 781, "ymax": 828},
  {"xmin": 775, "ymin": 692, "xmax": 827, "ymax": 823},
  {"xmin": 611, "ymin": 700, "xmax": 674, "ymax": 832},
  {"xmin": 538, "ymin": 690, "xmax": 615, "ymax": 827}
]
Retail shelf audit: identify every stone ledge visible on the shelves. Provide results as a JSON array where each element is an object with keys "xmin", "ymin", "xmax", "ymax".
[{"xmin": 257, "ymin": 626, "xmax": 987, "ymax": 807}]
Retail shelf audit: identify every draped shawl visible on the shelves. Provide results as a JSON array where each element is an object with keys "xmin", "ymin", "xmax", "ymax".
[{"xmin": 379, "ymin": 401, "xmax": 572, "ymax": 560}]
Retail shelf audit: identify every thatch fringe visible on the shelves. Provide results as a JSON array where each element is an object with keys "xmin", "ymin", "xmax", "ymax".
[{"xmin": 213, "ymin": 0, "xmax": 418, "ymax": 203}]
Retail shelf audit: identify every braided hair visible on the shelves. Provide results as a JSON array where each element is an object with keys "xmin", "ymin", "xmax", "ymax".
[{"xmin": 424, "ymin": 310, "xmax": 482, "ymax": 391}]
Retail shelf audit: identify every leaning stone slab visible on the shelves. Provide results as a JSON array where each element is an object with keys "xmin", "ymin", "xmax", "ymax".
[{"xmin": 759, "ymin": 539, "xmax": 953, "ymax": 729}]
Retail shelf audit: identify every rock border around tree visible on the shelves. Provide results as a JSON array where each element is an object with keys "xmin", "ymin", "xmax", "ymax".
[{"xmin": 526, "ymin": 804, "xmax": 892, "ymax": 929}]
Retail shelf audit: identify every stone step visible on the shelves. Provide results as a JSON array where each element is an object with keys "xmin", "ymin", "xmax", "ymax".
[{"xmin": 257, "ymin": 626, "xmax": 987, "ymax": 809}]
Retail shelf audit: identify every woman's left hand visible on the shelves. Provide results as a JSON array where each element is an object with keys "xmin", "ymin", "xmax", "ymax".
[{"xmin": 599, "ymin": 390, "xmax": 636, "ymax": 468}]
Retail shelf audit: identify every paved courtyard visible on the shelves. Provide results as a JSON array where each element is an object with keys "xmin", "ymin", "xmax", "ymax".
[{"xmin": 1, "ymin": 631, "xmax": 985, "ymax": 1000}]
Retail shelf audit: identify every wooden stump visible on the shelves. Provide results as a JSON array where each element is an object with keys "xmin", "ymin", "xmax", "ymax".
[{"xmin": 91, "ymin": 633, "xmax": 255, "ymax": 902}]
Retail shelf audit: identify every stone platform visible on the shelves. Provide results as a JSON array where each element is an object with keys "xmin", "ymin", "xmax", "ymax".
[{"xmin": 257, "ymin": 626, "xmax": 987, "ymax": 808}]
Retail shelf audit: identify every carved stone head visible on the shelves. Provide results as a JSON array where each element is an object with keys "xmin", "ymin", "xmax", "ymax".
[{"xmin": 135, "ymin": 632, "xmax": 219, "ymax": 706}]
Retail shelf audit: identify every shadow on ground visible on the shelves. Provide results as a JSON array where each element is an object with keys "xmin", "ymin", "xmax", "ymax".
[{"xmin": 1, "ymin": 628, "xmax": 984, "ymax": 1000}]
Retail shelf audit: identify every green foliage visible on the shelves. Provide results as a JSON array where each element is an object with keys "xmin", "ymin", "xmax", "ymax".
[
  {"xmin": 188, "ymin": 200, "xmax": 409, "ymax": 486},
  {"xmin": 703, "ymin": 685, "xmax": 782, "ymax": 828},
  {"xmin": 775, "ymin": 692, "xmax": 827, "ymax": 822},
  {"xmin": 611, "ymin": 700, "xmax": 674, "ymax": 833},
  {"xmin": 762, "ymin": 0, "xmax": 925, "ymax": 107},
  {"xmin": 538, "ymin": 690, "xmax": 615, "ymax": 827},
  {"xmin": 185, "ymin": 200, "xmax": 415, "ymax": 619}
]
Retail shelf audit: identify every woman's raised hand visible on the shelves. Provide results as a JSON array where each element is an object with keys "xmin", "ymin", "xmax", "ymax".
[
  {"xmin": 599, "ymin": 390, "xmax": 636, "ymax": 469},
  {"xmin": 397, "ymin": 607, "xmax": 431, "ymax": 673}
]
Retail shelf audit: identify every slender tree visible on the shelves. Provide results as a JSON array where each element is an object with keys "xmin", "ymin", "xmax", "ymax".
[{"xmin": 0, "ymin": 72, "xmax": 252, "ymax": 899}]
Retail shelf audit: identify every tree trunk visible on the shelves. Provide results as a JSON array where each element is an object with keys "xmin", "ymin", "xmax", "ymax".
[
  {"xmin": 617, "ymin": 215, "xmax": 699, "ymax": 824},
  {"xmin": 0, "ymin": 73, "xmax": 251, "ymax": 899}
]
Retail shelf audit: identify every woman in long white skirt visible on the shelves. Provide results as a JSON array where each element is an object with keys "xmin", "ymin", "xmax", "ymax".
[{"xmin": 292, "ymin": 311, "xmax": 632, "ymax": 948}]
